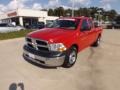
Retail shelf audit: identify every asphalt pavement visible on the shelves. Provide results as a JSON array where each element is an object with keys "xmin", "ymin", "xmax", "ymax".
[{"xmin": 0, "ymin": 29, "xmax": 120, "ymax": 90}]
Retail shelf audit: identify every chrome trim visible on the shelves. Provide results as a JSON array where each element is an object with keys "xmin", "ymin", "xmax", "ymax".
[
  {"xmin": 25, "ymin": 37, "xmax": 49, "ymax": 51},
  {"xmin": 32, "ymin": 39, "xmax": 38, "ymax": 50},
  {"xmin": 23, "ymin": 50, "xmax": 65, "ymax": 67},
  {"xmin": 26, "ymin": 37, "xmax": 48, "ymax": 44},
  {"xmin": 37, "ymin": 44, "xmax": 48, "ymax": 48}
]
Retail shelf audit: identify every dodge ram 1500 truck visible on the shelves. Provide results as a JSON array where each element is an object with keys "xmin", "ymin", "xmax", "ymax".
[{"xmin": 23, "ymin": 17, "xmax": 103, "ymax": 68}]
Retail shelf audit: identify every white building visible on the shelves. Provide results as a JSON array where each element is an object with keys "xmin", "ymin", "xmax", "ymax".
[{"xmin": 0, "ymin": 8, "xmax": 58, "ymax": 27}]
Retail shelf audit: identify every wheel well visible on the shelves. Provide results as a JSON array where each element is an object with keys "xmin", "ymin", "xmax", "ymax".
[
  {"xmin": 98, "ymin": 33, "xmax": 101, "ymax": 38},
  {"xmin": 71, "ymin": 44, "xmax": 79, "ymax": 53}
]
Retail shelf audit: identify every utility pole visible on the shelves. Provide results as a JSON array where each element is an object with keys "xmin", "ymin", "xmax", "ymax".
[
  {"xmin": 12, "ymin": 0, "xmax": 19, "ymax": 9},
  {"xmin": 97, "ymin": 10, "xmax": 102, "ymax": 26},
  {"xmin": 72, "ymin": 0, "xmax": 75, "ymax": 17},
  {"xmin": 98, "ymin": 10, "xmax": 102, "ymax": 22}
]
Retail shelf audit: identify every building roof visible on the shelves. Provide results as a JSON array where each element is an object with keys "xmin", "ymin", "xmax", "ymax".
[{"xmin": 0, "ymin": 8, "xmax": 48, "ymax": 20}]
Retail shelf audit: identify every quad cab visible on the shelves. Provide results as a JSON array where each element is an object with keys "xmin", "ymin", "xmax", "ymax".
[{"xmin": 23, "ymin": 17, "xmax": 103, "ymax": 68}]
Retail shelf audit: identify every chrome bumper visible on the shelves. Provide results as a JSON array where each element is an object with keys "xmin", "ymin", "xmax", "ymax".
[{"xmin": 23, "ymin": 50, "xmax": 65, "ymax": 67}]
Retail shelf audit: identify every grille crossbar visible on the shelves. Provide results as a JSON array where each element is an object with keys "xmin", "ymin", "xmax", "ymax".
[{"xmin": 26, "ymin": 37, "xmax": 49, "ymax": 51}]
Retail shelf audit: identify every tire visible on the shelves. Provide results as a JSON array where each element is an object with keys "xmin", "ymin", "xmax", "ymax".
[
  {"xmin": 63, "ymin": 47, "xmax": 77, "ymax": 68},
  {"xmin": 91, "ymin": 36, "xmax": 101, "ymax": 47}
]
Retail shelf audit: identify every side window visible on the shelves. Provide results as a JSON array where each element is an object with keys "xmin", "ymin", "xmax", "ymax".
[
  {"xmin": 81, "ymin": 19, "xmax": 90, "ymax": 31},
  {"xmin": 88, "ymin": 19, "xmax": 93, "ymax": 29}
]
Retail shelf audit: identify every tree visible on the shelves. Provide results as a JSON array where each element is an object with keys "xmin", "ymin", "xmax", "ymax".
[
  {"xmin": 54, "ymin": 7, "xmax": 65, "ymax": 17},
  {"xmin": 65, "ymin": 9, "xmax": 72, "ymax": 17},
  {"xmin": 47, "ymin": 6, "xmax": 118, "ymax": 21},
  {"xmin": 48, "ymin": 9, "xmax": 54, "ymax": 16},
  {"xmin": 108, "ymin": 10, "xmax": 117, "ymax": 20},
  {"xmin": 89, "ymin": 7, "xmax": 99, "ymax": 18},
  {"xmin": 104, "ymin": 10, "xmax": 117, "ymax": 21}
]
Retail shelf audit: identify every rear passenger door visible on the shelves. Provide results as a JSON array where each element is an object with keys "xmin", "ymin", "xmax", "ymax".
[
  {"xmin": 79, "ymin": 19, "xmax": 91, "ymax": 48},
  {"xmin": 87, "ymin": 19, "xmax": 97, "ymax": 45}
]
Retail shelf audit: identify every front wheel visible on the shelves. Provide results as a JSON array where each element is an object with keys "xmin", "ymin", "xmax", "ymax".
[{"xmin": 63, "ymin": 47, "xmax": 77, "ymax": 68}]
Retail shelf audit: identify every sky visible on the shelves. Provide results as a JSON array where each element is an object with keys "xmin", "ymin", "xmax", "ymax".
[{"xmin": 0, "ymin": 0, "xmax": 120, "ymax": 14}]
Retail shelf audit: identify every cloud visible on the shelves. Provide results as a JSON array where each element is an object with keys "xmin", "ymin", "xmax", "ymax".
[
  {"xmin": 49, "ymin": 0, "xmax": 59, "ymax": 6},
  {"xmin": 61, "ymin": 5, "xmax": 72, "ymax": 9},
  {"xmin": 7, "ymin": 0, "xmax": 31, "ymax": 10},
  {"xmin": 0, "ymin": 4, "xmax": 7, "ymax": 12},
  {"xmin": 70, "ymin": 0, "xmax": 91, "ymax": 6},
  {"xmin": 100, "ymin": 0, "xmax": 118, "ymax": 10},
  {"xmin": 46, "ymin": 0, "xmax": 92, "ymax": 9},
  {"xmin": 45, "ymin": 0, "xmax": 60, "ymax": 8},
  {"xmin": 32, "ymin": 3, "xmax": 42, "ymax": 10},
  {"xmin": 0, "ymin": 0, "xmax": 44, "ymax": 14},
  {"xmin": 0, "ymin": 0, "xmax": 118, "ymax": 14},
  {"xmin": 100, "ymin": 0, "xmax": 118, "ymax": 3},
  {"xmin": 102, "ymin": 3, "xmax": 111, "ymax": 10},
  {"xmin": 7, "ymin": 0, "xmax": 29, "ymax": 10},
  {"xmin": 0, "ymin": 0, "xmax": 30, "ymax": 14}
]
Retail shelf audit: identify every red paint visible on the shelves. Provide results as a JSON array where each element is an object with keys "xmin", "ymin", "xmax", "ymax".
[{"xmin": 27, "ymin": 17, "xmax": 103, "ymax": 52}]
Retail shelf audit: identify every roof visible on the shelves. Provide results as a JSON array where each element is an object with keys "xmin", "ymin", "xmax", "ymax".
[{"xmin": 0, "ymin": 8, "xmax": 48, "ymax": 20}]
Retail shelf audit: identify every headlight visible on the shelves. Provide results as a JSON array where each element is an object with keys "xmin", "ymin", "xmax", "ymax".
[{"xmin": 49, "ymin": 43, "xmax": 67, "ymax": 52}]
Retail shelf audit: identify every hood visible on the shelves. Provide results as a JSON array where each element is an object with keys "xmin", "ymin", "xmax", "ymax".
[{"xmin": 28, "ymin": 28, "xmax": 76, "ymax": 43}]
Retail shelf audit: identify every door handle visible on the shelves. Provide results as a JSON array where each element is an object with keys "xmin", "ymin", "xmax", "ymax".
[
  {"xmin": 81, "ymin": 37, "xmax": 87, "ymax": 41},
  {"xmin": 80, "ymin": 33, "xmax": 88, "ymax": 36}
]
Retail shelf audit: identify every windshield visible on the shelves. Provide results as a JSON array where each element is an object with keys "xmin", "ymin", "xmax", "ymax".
[{"xmin": 46, "ymin": 19, "xmax": 80, "ymax": 30}]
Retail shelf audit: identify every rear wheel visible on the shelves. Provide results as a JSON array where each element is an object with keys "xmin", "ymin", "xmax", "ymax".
[
  {"xmin": 63, "ymin": 47, "xmax": 77, "ymax": 68},
  {"xmin": 91, "ymin": 36, "xmax": 101, "ymax": 47}
]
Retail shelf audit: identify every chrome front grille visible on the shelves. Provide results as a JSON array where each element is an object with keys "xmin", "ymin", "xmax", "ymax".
[{"xmin": 26, "ymin": 37, "xmax": 49, "ymax": 51}]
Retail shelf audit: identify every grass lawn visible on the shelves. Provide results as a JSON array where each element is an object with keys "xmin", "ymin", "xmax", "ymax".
[{"xmin": 0, "ymin": 30, "xmax": 32, "ymax": 40}]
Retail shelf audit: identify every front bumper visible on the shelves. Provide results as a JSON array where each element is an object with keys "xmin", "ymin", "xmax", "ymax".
[{"xmin": 23, "ymin": 45, "xmax": 66, "ymax": 67}]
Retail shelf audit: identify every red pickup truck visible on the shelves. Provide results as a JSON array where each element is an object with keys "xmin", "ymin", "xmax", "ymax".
[{"xmin": 23, "ymin": 17, "xmax": 103, "ymax": 68}]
